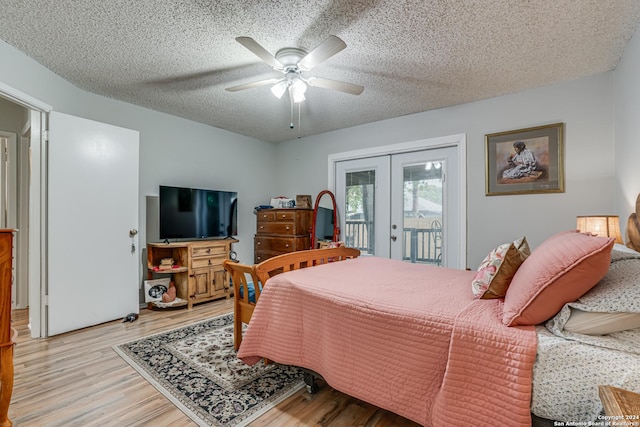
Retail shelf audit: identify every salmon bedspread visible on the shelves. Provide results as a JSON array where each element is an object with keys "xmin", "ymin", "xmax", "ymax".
[{"xmin": 237, "ymin": 257, "xmax": 537, "ymax": 426}]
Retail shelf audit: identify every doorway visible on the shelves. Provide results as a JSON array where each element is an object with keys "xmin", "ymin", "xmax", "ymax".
[
  {"xmin": 330, "ymin": 135, "xmax": 466, "ymax": 269},
  {"xmin": 0, "ymin": 85, "xmax": 141, "ymax": 337}
]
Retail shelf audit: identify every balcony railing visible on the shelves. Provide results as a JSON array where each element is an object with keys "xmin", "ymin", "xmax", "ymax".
[{"xmin": 344, "ymin": 220, "xmax": 442, "ymax": 265}]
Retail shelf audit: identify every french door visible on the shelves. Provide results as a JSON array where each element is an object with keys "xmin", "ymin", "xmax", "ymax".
[{"xmin": 335, "ymin": 146, "xmax": 460, "ymax": 268}]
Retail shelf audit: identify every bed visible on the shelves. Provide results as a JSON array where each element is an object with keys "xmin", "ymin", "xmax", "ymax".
[{"xmin": 225, "ymin": 232, "xmax": 640, "ymax": 426}]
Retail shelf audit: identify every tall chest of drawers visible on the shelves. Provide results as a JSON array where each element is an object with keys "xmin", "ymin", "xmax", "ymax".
[{"xmin": 254, "ymin": 208, "xmax": 312, "ymax": 263}]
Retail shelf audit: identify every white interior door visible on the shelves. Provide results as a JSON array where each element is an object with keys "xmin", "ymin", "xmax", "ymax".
[{"xmin": 48, "ymin": 112, "xmax": 140, "ymax": 336}]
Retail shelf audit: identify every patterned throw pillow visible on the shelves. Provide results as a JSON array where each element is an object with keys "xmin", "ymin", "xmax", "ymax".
[{"xmin": 472, "ymin": 237, "xmax": 530, "ymax": 299}]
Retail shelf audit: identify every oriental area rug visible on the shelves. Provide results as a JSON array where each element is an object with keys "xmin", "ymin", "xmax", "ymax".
[{"xmin": 113, "ymin": 313, "xmax": 304, "ymax": 427}]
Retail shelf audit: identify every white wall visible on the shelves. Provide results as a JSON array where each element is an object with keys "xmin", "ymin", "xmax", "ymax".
[
  {"xmin": 0, "ymin": 39, "xmax": 274, "ymax": 272},
  {"xmin": 614, "ymin": 26, "xmax": 640, "ymax": 232},
  {"xmin": 275, "ymin": 73, "xmax": 616, "ymax": 268}
]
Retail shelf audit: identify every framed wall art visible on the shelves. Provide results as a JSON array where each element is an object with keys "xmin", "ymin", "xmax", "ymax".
[{"xmin": 485, "ymin": 122, "xmax": 564, "ymax": 196}]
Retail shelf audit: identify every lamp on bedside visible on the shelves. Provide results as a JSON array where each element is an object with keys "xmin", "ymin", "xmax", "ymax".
[{"xmin": 576, "ymin": 215, "xmax": 623, "ymax": 244}]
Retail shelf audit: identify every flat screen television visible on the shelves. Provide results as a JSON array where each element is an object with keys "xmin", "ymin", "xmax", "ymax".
[{"xmin": 159, "ymin": 185, "xmax": 237, "ymax": 240}]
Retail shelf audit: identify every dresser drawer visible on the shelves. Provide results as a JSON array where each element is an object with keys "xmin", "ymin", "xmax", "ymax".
[
  {"xmin": 255, "ymin": 250, "xmax": 281, "ymax": 264},
  {"xmin": 255, "ymin": 236, "xmax": 309, "ymax": 252},
  {"xmin": 191, "ymin": 256, "xmax": 224, "ymax": 269},
  {"xmin": 257, "ymin": 222, "xmax": 301, "ymax": 235},
  {"xmin": 257, "ymin": 210, "xmax": 298, "ymax": 222},
  {"xmin": 191, "ymin": 244, "xmax": 226, "ymax": 258}
]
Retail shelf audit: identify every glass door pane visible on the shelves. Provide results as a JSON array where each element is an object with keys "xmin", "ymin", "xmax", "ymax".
[
  {"xmin": 390, "ymin": 147, "xmax": 459, "ymax": 267},
  {"xmin": 345, "ymin": 170, "xmax": 376, "ymax": 255},
  {"xmin": 400, "ymin": 161, "xmax": 444, "ymax": 265},
  {"xmin": 335, "ymin": 156, "xmax": 390, "ymax": 257}
]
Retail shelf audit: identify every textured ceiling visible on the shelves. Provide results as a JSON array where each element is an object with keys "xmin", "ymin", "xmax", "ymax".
[{"xmin": 1, "ymin": 1, "xmax": 640, "ymax": 142}]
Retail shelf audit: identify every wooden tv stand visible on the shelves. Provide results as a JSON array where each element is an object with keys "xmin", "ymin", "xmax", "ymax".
[{"xmin": 147, "ymin": 239, "xmax": 237, "ymax": 309}]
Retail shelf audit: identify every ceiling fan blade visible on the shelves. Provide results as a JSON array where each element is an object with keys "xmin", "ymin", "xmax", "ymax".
[
  {"xmin": 235, "ymin": 37, "xmax": 283, "ymax": 69},
  {"xmin": 225, "ymin": 78, "xmax": 281, "ymax": 92},
  {"xmin": 307, "ymin": 77, "xmax": 364, "ymax": 95},
  {"xmin": 297, "ymin": 35, "xmax": 347, "ymax": 71}
]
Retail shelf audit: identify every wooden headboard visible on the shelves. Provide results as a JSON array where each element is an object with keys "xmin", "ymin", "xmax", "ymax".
[{"xmin": 627, "ymin": 193, "xmax": 640, "ymax": 251}]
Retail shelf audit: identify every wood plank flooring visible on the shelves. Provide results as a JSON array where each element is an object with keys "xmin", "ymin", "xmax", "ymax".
[{"xmin": 9, "ymin": 299, "xmax": 420, "ymax": 427}]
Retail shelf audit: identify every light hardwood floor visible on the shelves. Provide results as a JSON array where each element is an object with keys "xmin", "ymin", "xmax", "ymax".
[{"xmin": 9, "ymin": 299, "xmax": 419, "ymax": 426}]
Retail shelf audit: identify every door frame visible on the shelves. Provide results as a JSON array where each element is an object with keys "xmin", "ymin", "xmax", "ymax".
[
  {"xmin": 0, "ymin": 81, "xmax": 52, "ymax": 338},
  {"xmin": 328, "ymin": 134, "xmax": 467, "ymax": 269}
]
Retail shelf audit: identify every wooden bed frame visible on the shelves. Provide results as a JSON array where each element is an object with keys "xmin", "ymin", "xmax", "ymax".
[
  {"xmin": 224, "ymin": 247, "xmax": 566, "ymax": 423},
  {"xmin": 223, "ymin": 247, "xmax": 361, "ymax": 350}
]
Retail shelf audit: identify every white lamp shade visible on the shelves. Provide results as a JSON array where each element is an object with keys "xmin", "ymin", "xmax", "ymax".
[
  {"xmin": 270, "ymin": 81, "xmax": 288, "ymax": 99},
  {"xmin": 290, "ymin": 78, "xmax": 307, "ymax": 103}
]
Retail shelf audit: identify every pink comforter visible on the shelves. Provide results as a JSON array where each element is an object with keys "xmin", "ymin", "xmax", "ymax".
[{"xmin": 238, "ymin": 257, "xmax": 537, "ymax": 426}]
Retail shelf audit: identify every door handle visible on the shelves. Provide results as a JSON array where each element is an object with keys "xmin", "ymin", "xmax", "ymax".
[{"xmin": 390, "ymin": 235, "xmax": 397, "ymax": 241}]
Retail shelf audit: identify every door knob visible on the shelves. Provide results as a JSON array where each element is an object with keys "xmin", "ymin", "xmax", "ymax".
[{"xmin": 129, "ymin": 229, "xmax": 138, "ymax": 237}]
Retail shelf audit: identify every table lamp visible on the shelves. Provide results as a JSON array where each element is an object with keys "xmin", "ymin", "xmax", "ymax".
[{"xmin": 576, "ymin": 215, "xmax": 623, "ymax": 244}]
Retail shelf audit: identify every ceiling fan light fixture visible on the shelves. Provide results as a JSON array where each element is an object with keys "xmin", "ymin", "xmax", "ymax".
[
  {"xmin": 271, "ymin": 80, "xmax": 288, "ymax": 99},
  {"xmin": 290, "ymin": 78, "xmax": 307, "ymax": 103}
]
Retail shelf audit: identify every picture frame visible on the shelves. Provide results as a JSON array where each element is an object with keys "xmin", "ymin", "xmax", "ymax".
[
  {"xmin": 485, "ymin": 122, "xmax": 564, "ymax": 196},
  {"xmin": 143, "ymin": 278, "xmax": 171, "ymax": 303}
]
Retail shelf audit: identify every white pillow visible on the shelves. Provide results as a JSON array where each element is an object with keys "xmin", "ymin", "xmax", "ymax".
[
  {"xmin": 564, "ymin": 308, "xmax": 640, "ymax": 335},
  {"xmin": 613, "ymin": 243, "xmax": 640, "ymax": 255}
]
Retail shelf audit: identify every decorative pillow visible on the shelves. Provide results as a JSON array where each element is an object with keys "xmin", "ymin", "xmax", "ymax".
[
  {"xmin": 502, "ymin": 230, "xmax": 615, "ymax": 326},
  {"xmin": 472, "ymin": 237, "xmax": 530, "ymax": 299},
  {"xmin": 545, "ymin": 246, "xmax": 640, "ymax": 337}
]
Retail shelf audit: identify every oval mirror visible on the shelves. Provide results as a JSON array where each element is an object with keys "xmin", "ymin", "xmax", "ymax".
[{"xmin": 311, "ymin": 190, "xmax": 340, "ymax": 249}]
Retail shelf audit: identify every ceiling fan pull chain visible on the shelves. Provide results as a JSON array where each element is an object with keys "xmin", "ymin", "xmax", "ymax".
[
  {"xmin": 298, "ymin": 102, "xmax": 302, "ymax": 139},
  {"xmin": 289, "ymin": 90, "xmax": 295, "ymax": 129}
]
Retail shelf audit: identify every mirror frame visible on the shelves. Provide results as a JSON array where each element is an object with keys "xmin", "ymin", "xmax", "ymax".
[{"xmin": 310, "ymin": 190, "xmax": 340, "ymax": 249}]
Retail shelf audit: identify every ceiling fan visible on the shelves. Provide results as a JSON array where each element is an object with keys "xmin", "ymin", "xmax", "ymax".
[{"xmin": 225, "ymin": 35, "xmax": 364, "ymax": 105}]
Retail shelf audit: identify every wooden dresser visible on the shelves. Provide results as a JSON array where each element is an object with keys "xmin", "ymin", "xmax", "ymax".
[
  {"xmin": 0, "ymin": 230, "xmax": 16, "ymax": 427},
  {"xmin": 254, "ymin": 208, "xmax": 312, "ymax": 263},
  {"xmin": 147, "ymin": 239, "xmax": 237, "ymax": 309}
]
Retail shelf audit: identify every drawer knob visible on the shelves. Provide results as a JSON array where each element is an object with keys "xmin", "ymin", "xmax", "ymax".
[
  {"xmin": 206, "ymin": 248, "xmax": 211, "ymax": 253},
  {"xmin": 263, "ymin": 214, "xmax": 267, "ymax": 218},
  {"xmin": 286, "ymin": 226, "xmax": 290, "ymax": 230},
  {"xmin": 285, "ymin": 244, "xmax": 290, "ymax": 248},
  {"xmin": 260, "ymin": 225, "xmax": 264, "ymax": 229},
  {"xmin": 257, "ymin": 242, "xmax": 261, "ymax": 245},
  {"xmin": 281, "ymin": 214, "xmax": 286, "ymax": 218},
  {"xmin": 208, "ymin": 259, "xmax": 212, "ymax": 265}
]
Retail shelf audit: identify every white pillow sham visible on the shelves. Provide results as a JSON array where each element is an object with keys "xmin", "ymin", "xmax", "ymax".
[{"xmin": 564, "ymin": 308, "xmax": 640, "ymax": 336}]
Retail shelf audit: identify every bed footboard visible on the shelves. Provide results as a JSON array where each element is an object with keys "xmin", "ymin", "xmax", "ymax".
[
  {"xmin": 223, "ymin": 247, "xmax": 361, "ymax": 350},
  {"xmin": 254, "ymin": 247, "xmax": 361, "ymax": 282}
]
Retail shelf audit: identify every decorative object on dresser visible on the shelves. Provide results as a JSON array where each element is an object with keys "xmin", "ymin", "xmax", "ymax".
[
  {"xmin": 626, "ymin": 193, "xmax": 640, "ymax": 251},
  {"xmin": 254, "ymin": 208, "xmax": 312, "ymax": 263},
  {"xmin": 0, "ymin": 229, "xmax": 17, "ymax": 427},
  {"xmin": 310, "ymin": 190, "xmax": 340, "ymax": 249},
  {"xmin": 295, "ymin": 194, "xmax": 312, "ymax": 209},
  {"xmin": 147, "ymin": 239, "xmax": 237, "ymax": 309}
]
